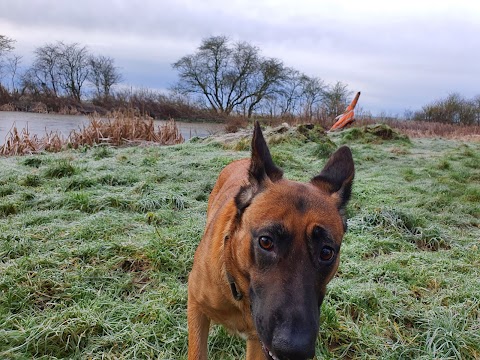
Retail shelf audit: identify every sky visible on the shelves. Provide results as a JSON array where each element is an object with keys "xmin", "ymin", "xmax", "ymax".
[{"xmin": 1, "ymin": 0, "xmax": 479, "ymax": 116}]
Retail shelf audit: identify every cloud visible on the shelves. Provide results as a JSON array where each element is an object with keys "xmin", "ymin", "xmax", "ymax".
[{"xmin": 1, "ymin": 0, "xmax": 479, "ymax": 114}]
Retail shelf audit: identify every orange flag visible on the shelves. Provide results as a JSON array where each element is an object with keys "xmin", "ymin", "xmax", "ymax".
[{"xmin": 330, "ymin": 91, "xmax": 361, "ymax": 131}]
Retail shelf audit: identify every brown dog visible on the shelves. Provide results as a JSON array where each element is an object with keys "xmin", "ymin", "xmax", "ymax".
[{"xmin": 188, "ymin": 122, "xmax": 354, "ymax": 360}]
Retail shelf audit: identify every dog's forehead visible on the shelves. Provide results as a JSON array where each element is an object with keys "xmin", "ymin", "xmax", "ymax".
[
  {"xmin": 247, "ymin": 180, "xmax": 344, "ymax": 236},
  {"xmin": 269, "ymin": 180, "xmax": 333, "ymax": 211}
]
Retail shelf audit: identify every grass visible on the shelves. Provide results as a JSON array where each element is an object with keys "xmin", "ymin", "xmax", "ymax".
[{"xmin": 0, "ymin": 127, "xmax": 479, "ymax": 359}]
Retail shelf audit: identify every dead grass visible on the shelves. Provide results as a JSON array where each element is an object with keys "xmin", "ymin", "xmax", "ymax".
[
  {"xmin": 224, "ymin": 115, "xmax": 249, "ymax": 133},
  {"xmin": 69, "ymin": 111, "xmax": 184, "ymax": 147},
  {"xmin": 354, "ymin": 118, "xmax": 480, "ymax": 141},
  {"xmin": 57, "ymin": 105, "xmax": 81, "ymax": 115},
  {"xmin": 31, "ymin": 102, "xmax": 48, "ymax": 114},
  {"xmin": 0, "ymin": 112, "xmax": 184, "ymax": 156},
  {"xmin": 0, "ymin": 103, "xmax": 16, "ymax": 111}
]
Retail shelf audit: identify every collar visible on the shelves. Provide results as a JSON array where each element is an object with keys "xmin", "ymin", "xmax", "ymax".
[
  {"xmin": 226, "ymin": 271, "xmax": 243, "ymax": 301},
  {"xmin": 224, "ymin": 234, "xmax": 243, "ymax": 301}
]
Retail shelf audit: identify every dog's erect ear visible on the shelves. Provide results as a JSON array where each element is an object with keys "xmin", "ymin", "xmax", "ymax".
[
  {"xmin": 249, "ymin": 121, "xmax": 283, "ymax": 183},
  {"xmin": 311, "ymin": 146, "xmax": 354, "ymax": 211},
  {"xmin": 235, "ymin": 122, "xmax": 283, "ymax": 213}
]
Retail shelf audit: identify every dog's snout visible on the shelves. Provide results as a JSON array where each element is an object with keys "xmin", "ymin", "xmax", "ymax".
[{"xmin": 271, "ymin": 327, "xmax": 316, "ymax": 360}]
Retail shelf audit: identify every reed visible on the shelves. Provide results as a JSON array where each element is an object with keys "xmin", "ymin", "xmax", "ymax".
[
  {"xmin": 0, "ymin": 112, "xmax": 184, "ymax": 156},
  {"xmin": 0, "ymin": 103, "xmax": 15, "ymax": 111}
]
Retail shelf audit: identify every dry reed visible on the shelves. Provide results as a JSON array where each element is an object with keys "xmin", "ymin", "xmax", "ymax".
[
  {"xmin": 0, "ymin": 112, "xmax": 184, "ymax": 156},
  {"xmin": 0, "ymin": 103, "xmax": 16, "ymax": 111}
]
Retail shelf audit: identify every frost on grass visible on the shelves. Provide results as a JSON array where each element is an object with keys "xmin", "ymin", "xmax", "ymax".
[{"xmin": 0, "ymin": 136, "xmax": 479, "ymax": 359}]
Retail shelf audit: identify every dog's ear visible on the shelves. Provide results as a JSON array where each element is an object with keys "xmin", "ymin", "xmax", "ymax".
[
  {"xmin": 311, "ymin": 146, "xmax": 354, "ymax": 212},
  {"xmin": 249, "ymin": 121, "xmax": 283, "ymax": 183},
  {"xmin": 235, "ymin": 122, "xmax": 283, "ymax": 213}
]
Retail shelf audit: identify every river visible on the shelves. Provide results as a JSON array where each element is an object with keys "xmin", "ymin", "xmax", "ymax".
[{"xmin": 0, "ymin": 111, "xmax": 225, "ymax": 145}]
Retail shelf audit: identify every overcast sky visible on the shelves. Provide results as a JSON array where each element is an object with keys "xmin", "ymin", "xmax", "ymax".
[{"xmin": 1, "ymin": 0, "xmax": 479, "ymax": 115}]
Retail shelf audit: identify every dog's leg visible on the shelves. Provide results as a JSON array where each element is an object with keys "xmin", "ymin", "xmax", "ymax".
[
  {"xmin": 246, "ymin": 338, "xmax": 265, "ymax": 360},
  {"xmin": 187, "ymin": 301, "xmax": 210, "ymax": 360}
]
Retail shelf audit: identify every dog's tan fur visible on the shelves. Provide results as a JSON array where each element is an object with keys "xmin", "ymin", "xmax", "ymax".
[{"xmin": 188, "ymin": 123, "xmax": 354, "ymax": 359}]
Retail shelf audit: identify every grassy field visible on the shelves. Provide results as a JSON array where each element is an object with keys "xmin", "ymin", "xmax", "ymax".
[{"xmin": 0, "ymin": 125, "xmax": 479, "ymax": 359}]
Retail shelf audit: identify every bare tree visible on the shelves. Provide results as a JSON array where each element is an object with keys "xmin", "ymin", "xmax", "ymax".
[
  {"xmin": 473, "ymin": 95, "xmax": 480, "ymax": 125},
  {"xmin": 88, "ymin": 55, "xmax": 122, "ymax": 99},
  {"xmin": 56, "ymin": 42, "xmax": 90, "ymax": 101},
  {"xmin": 275, "ymin": 68, "xmax": 305, "ymax": 116},
  {"xmin": 322, "ymin": 81, "xmax": 352, "ymax": 117},
  {"xmin": 300, "ymin": 75, "xmax": 326, "ymax": 119},
  {"xmin": 5, "ymin": 54, "xmax": 22, "ymax": 93},
  {"xmin": 172, "ymin": 36, "xmax": 286, "ymax": 117},
  {"xmin": 0, "ymin": 35, "xmax": 15, "ymax": 90},
  {"xmin": 32, "ymin": 43, "xmax": 62, "ymax": 96},
  {"xmin": 258, "ymin": 68, "xmax": 304, "ymax": 117},
  {"xmin": 0, "ymin": 35, "xmax": 15, "ymax": 57},
  {"xmin": 243, "ymin": 58, "xmax": 286, "ymax": 118},
  {"xmin": 20, "ymin": 67, "xmax": 40, "ymax": 96}
]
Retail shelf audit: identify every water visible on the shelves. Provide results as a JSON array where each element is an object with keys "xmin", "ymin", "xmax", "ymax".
[{"xmin": 0, "ymin": 111, "xmax": 224, "ymax": 145}]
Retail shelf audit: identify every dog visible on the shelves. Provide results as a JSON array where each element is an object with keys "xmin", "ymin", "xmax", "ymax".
[{"xmin": 188, "ymin": 122, "xmax": 354, "ymax": 360}]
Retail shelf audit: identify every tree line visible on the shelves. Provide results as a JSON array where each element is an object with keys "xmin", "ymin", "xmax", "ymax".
[
  {"xmin": 0, "ymin": 35, "xmax": 122, "ymax": 103},
  {"xmin": 411, "ymin": 93, "xmax": 480, "ymax": 125},
  {"xmin": 0, "ymin": 34, "xmax": 354, "ymax": 119},
  {"xmin": 173, "ymin": 35, "xmax": 352, "ymax": 119},
  {"xmin": 1, "ymin": 34, "xmax": 479, "ymax": 125}
]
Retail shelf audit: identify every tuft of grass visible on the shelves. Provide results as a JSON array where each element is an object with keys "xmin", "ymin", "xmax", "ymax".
[
  {"xmin": 351, "ymin": 207, "xmax": 451, "ymax": 251},
  {"xmin": 21, "ymin": 174, "xmax": 42, "ymax": 187},
  {"xmin": 92, "ymin": 145, "xmax": 114, "ymax": 160},
  {"xmin": 0, "ymin": 201, "xmax": 17, "ymax": 217},
  {"xmin": 22, "ymin": 157, "xmax": 43, "ymax": 167},
  {"xmin": 44, "ymin": 160, "xmax": 77, "ymax": 178},
  {"xmin": 312, "ymin": 141, "xmax": 337, "ymax": 158},
  {"xmin": 420, "ymin": 305, "xmax": 480, "ymax": 359},
  {"xmin": 135, "ymin": 193, "xmax": 186, "ymax": 212},
  {"xmin": 65, "ymin": 176, "xmax": 96, "ymax": 191},
  {"xmin": 64, "ymin": 191, "xmax": 96, "ymax": 213},
  {"xmin": 97, "ymin": 173, "xmax": 139, "ymax": 186},
  {"xmin": 0, "ymin": 185, "xmax": 15, "ymax": 197}
]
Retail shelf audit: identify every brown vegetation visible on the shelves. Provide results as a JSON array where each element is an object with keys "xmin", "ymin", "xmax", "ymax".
[
  {"xmin": 0, "ymin": 111, "xmax": 184, "ymax": 156},
  {"xmin": 353, "ymin": 118, "xmax": 480, "ymax": 141},
  {"xmin": 69, "ymin": 111, "xmax": 184, "ymax": 147},
  {"xmin": 0, "ymin": 103, "xmax": 15, "ymax": 111},
  {"xmin": 412, "ymin": 93, "xmax": 480, "ymax": 125}
]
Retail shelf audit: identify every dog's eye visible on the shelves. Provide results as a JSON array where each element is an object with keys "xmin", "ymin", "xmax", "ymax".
[
  {"xmin": 320, "ymin": 246, "xmax": 335, "ymax": 262},
  {"xmin": 258, "ymin": 236, "xmax": 274, "ymax": 251}
]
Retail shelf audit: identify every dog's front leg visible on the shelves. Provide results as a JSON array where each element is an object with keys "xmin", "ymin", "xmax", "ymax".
[
  {"xmin": 187, "ymin": 300, "xmax": 210, "ymax": 360},
  {"xmin": 246, "ymin": 338, "xmax": 266, "ymax": 360}
]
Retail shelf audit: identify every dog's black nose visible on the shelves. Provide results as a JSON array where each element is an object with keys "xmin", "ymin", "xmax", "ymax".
[{"xmin": 271, "ymin": 329, "xmax": 316, "ymax": 360}]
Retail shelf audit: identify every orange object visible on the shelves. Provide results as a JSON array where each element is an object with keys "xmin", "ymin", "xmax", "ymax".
[{"xmin": 330, "ymin": 91, "xmax": 361, "ymax": 131}]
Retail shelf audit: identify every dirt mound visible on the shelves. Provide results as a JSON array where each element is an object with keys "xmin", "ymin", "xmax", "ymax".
[
  {"xmin": 196, "ymin": 123, "xmax": 336, "ymax": 152},
  {"xmin": 340, "ymin": 124, "xmax": 410, "ymax": 144}
]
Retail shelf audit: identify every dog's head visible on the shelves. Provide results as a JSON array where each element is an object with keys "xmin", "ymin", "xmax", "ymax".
[{"xmin": 228, "ymin": 122, "xmax": 354, "ymax": 360}]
